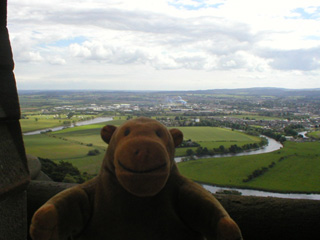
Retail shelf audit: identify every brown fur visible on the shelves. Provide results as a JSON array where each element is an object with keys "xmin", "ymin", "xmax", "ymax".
[{"xmin": 30, "ymin": 117, "xmax": 242, "ymax": 240}]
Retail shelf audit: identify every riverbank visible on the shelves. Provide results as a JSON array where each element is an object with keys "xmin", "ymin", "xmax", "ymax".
[
  {"xmin": 175, "ymin": 136, "xmax": 283, "ymax": 162},
  {"xmin": 22, "ymin": 118, "xmax": 320, "ymax": 199},
  {"xmin": 177, "ymin": 137, "xmax": 320, "ymax": 200},
  {"xmin": 24, "ymin": 117, "xmax": 113, "ymax": 135},
  {"xmin": 177, "ymin": 141, "xmax": 320, "ymax": 198},
  {"xmin": 203, "ymin": 183, "xmax": 320, "ymax": 200}
]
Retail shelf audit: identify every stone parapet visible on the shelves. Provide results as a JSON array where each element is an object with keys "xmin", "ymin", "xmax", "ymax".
[{"xmin": 27, "ymin": 180, "xmax": 320, "ymax": 240}]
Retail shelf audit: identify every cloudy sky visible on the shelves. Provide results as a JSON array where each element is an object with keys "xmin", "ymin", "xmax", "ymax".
[{"xmin": 7, "ymin": 0, "xmax": 320, "ymax": 90}]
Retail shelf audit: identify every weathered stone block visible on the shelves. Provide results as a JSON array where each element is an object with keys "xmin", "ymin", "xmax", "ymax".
[
  {"xmin": 0, "ymin": 27, "xmax": 14, "ymax": 71},
  {"xmin": 0, "ymin": 191, "xmax": 28, "ymax": 240},
  {"xmin": 0, "ymin": 120, "xmax": 30, "ymax": 199},
  {"xmin": 0, "ymin": 70, "xmax": 20, "ymax": 119},
  {"xmin": 0, "ymin": 0, "xmax": 8, "ymax": 27},
  {"xmin": 27, "ymin": 155, "xmax": 52, "ymax": 181},
  {"xmin": 216, "ymin": 194, "xmax": 320, "ymax": 240}
]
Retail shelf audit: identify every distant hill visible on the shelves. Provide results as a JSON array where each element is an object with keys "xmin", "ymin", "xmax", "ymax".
[
  {"xmin": 18, "ymin": 87, "xmax": 320, "ymax": 99},
  {"xmin": 180, "ymin": 88, "xmax": 320, "ymax": 98}
]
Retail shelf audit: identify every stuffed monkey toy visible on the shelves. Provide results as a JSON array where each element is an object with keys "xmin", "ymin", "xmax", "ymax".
[{"xmin": 30, "ymin": 117, "xmax": 242, "ymax": 240}]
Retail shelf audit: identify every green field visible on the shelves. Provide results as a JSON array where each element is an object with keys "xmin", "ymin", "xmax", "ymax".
[
  {"xmin": 174, "ymin": 126, "xmax": 261, "ymax": 156},
  {"xmin": 23, "ymin": 124, "xmax": 260, "ymax": 174},
  {"xmin": 178, "ymin": 141, "xmax": 320, "ymax": 193},
  {"xmin": 23, "ymin": 119, "xmax": 127, "ymax": 173},
  {"xmin": 228, "ymin": 114, "xmax": 282, "ymax": 120},
  {"xmin": 178, "ymin": 126, "xmax": 260, "ymax": 142},
  {"xmin": 21, "ymin": 116, "xmax": 64, "ymax": 133},
  {"xmin": 23, "ymin": 134, "xmax": 105, "ymax": 173},
  {"xmin": 23, "ymin": 120, "xmax": 320, "ymax": 193},
  {"xmin": 20, "ymin": 114, "xmax": 96, "ymax": 133},
  {"xmin": 307, "ymin": 131, "xmax": 320, "ymax": 139}
]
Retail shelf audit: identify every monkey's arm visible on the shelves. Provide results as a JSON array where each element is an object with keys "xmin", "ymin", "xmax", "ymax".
[
  {"xmin": 30, "ymin": 185, "xmax": 92, "ymax": 240},
  {"xmin": 177, "ymin": 178, "xmax": 242, "ymax": 240}
]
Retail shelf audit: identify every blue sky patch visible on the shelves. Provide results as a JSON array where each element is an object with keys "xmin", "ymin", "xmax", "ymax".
[
  {"xmin": 305, "ymin": 35, "xmax": 320, "ymax": 40},
  {"xmin": 169, "ymin": 0, "xmax": 224, "ymax": 11},
  {"xmin": 289, "ymin": 7, "xmax": 320, "ymax": 20},
  {"xmin": 48, "ymin": 36, "xmax": 87, "ymax": 48}
]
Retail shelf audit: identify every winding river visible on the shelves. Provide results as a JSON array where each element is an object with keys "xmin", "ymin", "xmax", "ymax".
[
  {"xmin": 203, "ymin": 184, "xmax": 320, "ymax": 200},
  {"xmin": 174, "ymin": 136, "xmax": 282, "ymax": 163},
  {"xmin": 175, "ymin": 137, "xmax": 320, "ymax": 200},
  {"xmin": 23, "ymin": 117, "xmax": 113, "ymax": 135},
  {"xmin": 24, "ymin": 119, "xmax": 320, "ymax": 200}
]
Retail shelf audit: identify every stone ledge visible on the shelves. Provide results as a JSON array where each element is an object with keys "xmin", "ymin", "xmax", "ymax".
[
  {"xmin": 0, "ymin": 120, "xmax": 30, "ymax": 199},
  {"xmin": 0, "ymin": 27, "xmax": 14, "ymax": 71},
  {"xmin": 27, "ymin": 180, "xmax": 320, "ymax": 240},
  {"xmin": 1, "ymin": 191, "xmax": 28, "ymax": 240},
  {"xmin": 0, "ymin": 70, "xmax": 20, "ymax": 119}
]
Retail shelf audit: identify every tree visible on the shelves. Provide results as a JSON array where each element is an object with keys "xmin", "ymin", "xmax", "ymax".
[
  {"xmin": 186, "ymin": 149, "xmax": 194, "ymax": 156},
  {"xmin": 87, "ymin": 149, "xmax": 100, "ymax": 156},
  {"xmin": 38, "ymin": 158, "xmax": 86, "ymax": 183},
  {"xmin": 67, "ymin": 112, "xmax": 74, "ymax": 119},
  {"xmin": 196, "ymin": 147, "xmax": 203, "ymax": 156},
  {"xmin": 229, "ymin": 144, "xmax": 242, "ymax": 153},
  {"xmin": 202, "ymin": 147, "xmax": 209, "ymax": 155},
  {"xmin": 63, "ymin": 174, "xmax": 77, "ymax": 183},
  {"xmin": 284, "ymin": 127, "xmax": 298, "ymax": 137},
  {"xmin": 219, "ymin": 145, "xmax": 225, "ymax": 153}
]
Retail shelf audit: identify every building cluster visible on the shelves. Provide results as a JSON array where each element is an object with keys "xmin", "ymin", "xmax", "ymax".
[{"xmin": 43, "ymin": 95, "xmax": 320, "ymax": 133}]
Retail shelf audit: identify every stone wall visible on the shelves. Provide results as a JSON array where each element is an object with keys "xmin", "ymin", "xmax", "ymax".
[
  {"xmin": 27, "ymin": 181, "xmax": 320, "ymax": 240},
  {"xmin": 0, "ymin": 0, "xmax": 30, "ymax": 239}
]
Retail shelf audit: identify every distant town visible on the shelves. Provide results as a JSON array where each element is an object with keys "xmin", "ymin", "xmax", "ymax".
[{"xmin": 19, "ymin": 88, "xmax": 320, "ymax": 140}]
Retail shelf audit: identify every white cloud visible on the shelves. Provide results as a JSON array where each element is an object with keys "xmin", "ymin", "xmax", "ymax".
[
  {"xmin": 7, "ymin": 0, "xmax": 320, "ymax": 90},
  {"xmin": 47, "ymin": 56, "xmax": 66, "ymax": 65}
]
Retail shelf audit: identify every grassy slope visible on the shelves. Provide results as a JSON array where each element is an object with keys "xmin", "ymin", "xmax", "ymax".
[
  {"xmin": 23, "ymin": 124, "xmax": 259, "ymax": 174},
  {"xmin": 175, "ymin": 127, "xmax": 261, "ymax": 156},
  {"xmin": 307, "ymin": 131, "xmax": 320, "ymax": 139},
  {"xmin": 228, "ymin": 114, "xmax": 282, "ymax": 120},
  {"xmin": 178, "ymin": 141, "xmax": 320, "ymax": 193},
  {"xmin": 23, "ymin": 119, "xmax": 125, "ymax": 174},
  {"xmin": 24, "ymin": 119, "xmax": 320, "ymax": 192},
  {"xmin": 21, "ymin": 118, "xmax": 63, "ymax": 133},
  {"xmin": 178, "ymin": 126, "xmax": 260, "ymax": 142},
  {"xmin": 24, "ymin": 134, "xmax": 105, "ymax": 174},
  {"xmin": 20, "ymin": 114, "xmax": 96, "ymax": 133}
]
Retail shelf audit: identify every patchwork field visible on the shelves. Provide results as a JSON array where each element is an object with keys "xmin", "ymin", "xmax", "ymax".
[
  {"xmin": 23, "ymin": 119, "xmax": 320, "ymax": 193},
  {"xmin": 23, "ymin": 124, "xmax": 261, "ymax": 174},
  {"xmin": 23, "ymin": 119, "xmax": 127, "ymax": 173},
  {"xmin": 20, "ymin": 114, "xmax": 96, "ymax": 133},
  {"xmin": 21, "ymin": 116, "xmax": 64, "ymax": 133},
  {"xmin": 178, "ymin": 126, "xmax": 260, "ymax": 142}
]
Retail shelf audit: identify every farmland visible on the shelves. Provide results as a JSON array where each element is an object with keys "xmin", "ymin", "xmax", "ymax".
[
  {"xmin": 19, "ymin": 89, "xmax": 320, "ymax": 193},
  {"xmin": 307, "ymin": 131, "xmax": 320, "ymax": 140},
  {"xmin": 21, "ymin": 114, "xmax": 96, "ymax": 133},
  {"xmin": 23, "ymin": 121, "xmax": 320, "ymax": 193},
  {"xmin": 23, "ymin": 123, "xmax": 262, "ymax": 174},
  {"xmin": 178, "ymin": 141, "xmax": 320, "ymax": 193}
]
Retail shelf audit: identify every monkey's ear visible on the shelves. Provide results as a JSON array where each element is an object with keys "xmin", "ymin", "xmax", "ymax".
[
  {"xmin": 169, "ymin": 128, "xmax": 183, "ymax": 147},
  {"xmin": 101, "ymin": 125, "xmax": 117, "ymax": 144}
]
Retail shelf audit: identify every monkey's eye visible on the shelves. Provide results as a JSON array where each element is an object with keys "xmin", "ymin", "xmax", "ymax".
[
  {"xmin": 155, "ymin": 130, "xmax": 162, "ymax": 138},
  {"xmin": 124, "ymin": 128, "xmax": 130, "ymax": 136}
]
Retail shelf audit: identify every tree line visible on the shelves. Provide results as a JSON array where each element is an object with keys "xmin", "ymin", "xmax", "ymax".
[
  {"xmin": 182, "ymin": 138, "xmax": 268, "ymax": 161},
  {"xmin": 38, "ymin": 157, "xmax": 96, "ymax": 183}
]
